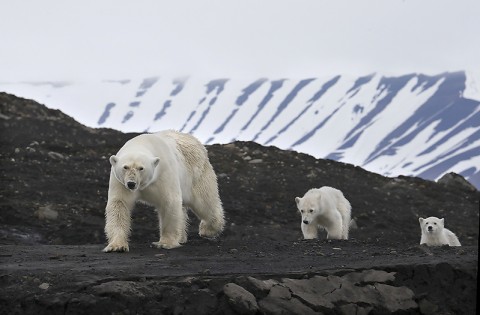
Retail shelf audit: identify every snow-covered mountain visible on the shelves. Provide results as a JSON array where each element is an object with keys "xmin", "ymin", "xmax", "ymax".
[{"xmin": 2, "ymin": 71, "xmax": 479, "ymax": 188}]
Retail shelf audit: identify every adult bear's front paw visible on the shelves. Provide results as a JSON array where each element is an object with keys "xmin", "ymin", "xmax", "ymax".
[{"xmin": 103, "ymin": 241, "xmax": 129, "ymax": 253}]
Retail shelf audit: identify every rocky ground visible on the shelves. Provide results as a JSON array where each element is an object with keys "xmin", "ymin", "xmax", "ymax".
[{"xmin": 0, "ymin": 92, "xmax": 478, "ymax": 314}]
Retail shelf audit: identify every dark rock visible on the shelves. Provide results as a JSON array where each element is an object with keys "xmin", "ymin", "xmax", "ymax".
[
  {"xmin": 260, "ymin": 271, "xmax": 418, "ymax": 313},
  {"xmin": 223, "ymin": 283, "xmax": 258, "ymax": 315},
  {"xmin": 437, "ymin": 172, "xmax": 477, "ymax": 191},
  {"xmin": 243, "ymin": 276, "xmax": 278, "ymax": 298},
  {"xmin": 92, "ymin": 281, "xmax": 145, "ymax": 298},
  {"xmin": 282, "ymin": 276, "xmax": 337, "ymax": 309},
  {"xmin": 259, "ymin": 293, "xmax": 318, "ymax": 315},
  {"xmin": 418, "ymin": 298, "xmax": 439, "ymax": 315},
  {"xmin": 338, "ymin": 303, "xmax": 373, "ymax": 315},
  {"xmin": 342, "ymin": 269, "xmax": 395, "ymax": 284},
  {"xmin": 374, "ymin": 283, "xmax": 417, "ymax": 312},
  {"xmin": 34, "ymin": 205, "xmax": 59, "ymax": 221},
  {"xmin": 267, "ymin": 284, "xmax": 292, "ymax": 300}
]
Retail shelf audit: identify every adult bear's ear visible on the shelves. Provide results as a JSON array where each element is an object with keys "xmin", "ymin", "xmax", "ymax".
[
  {"xmin": 295, "ymin": 197, "xmax": 301, "ymax": 206},
  {"xmin": 109, "ymin": 155, "xmax": 118, "ymax": 166},
  {"xmin": 152, "ymin": 157, "xmax": 160, "ymax": 167}
]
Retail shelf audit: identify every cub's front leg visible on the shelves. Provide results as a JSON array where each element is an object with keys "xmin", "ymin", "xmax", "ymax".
[{"xmin": 301, "ymin": 221, "xmax": 318, "ymax": 239}]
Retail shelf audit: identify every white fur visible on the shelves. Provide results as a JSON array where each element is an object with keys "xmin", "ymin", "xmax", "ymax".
[
  {"xmin": 419, "ymin": 216, "xmax": 461, "ymax": 247},
  {"xmin": 103, "ymin": 130, "xmax": 225, "ymax": 252},
  {"xmin": 295, "ymin": 186, "xmax": 351, "ymax": 240}
]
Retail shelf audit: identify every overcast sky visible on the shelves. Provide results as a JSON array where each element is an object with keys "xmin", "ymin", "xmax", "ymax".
[{"xmin": 0, "ymin": 0, "xmax": 479, "ymax": 82}]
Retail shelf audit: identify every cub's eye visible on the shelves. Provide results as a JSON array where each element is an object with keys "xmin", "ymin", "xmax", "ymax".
[
  {"xmin": 433, "ymin": 222, "xmax": 437, "ymax": 225},
  {"xmin": 123, "ymin": 165, "xmax": 129, "ymax": 170},
  {"xmin": 138, "ymin": 167, "xmax": 144, "ymax": 171},
  {"xmin": 309, "ymin": 209, "xmax": 313, "ymax": 213}
]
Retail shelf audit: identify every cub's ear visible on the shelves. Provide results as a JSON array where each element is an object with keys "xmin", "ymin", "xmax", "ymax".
[
  {"xmin": 419, "ymin": 217, "xmax": 424, "ymax": 223},
  {"xmin": 109, "ymin": 155, "xmax": 118, "ymax": 166},
  {"xmin": 295, "ymin": 197, "xmax": 301, "ymax": 206},
  {"xmin": 440, "ymin": 218, "xmax": 444, "ymax": 224},
  {"xmin": 152, "ymin": 157, "xmax": 160, "ymax": 167}
]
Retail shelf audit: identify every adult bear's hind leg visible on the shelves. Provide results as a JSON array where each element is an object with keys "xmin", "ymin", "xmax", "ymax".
[
  {"xmin": 187, "ymin": 168, "xmax": 225, "ymax": 238},
  {"xmin": 191, "ymin": 186, "xmax": 225, "ymax": 238}
]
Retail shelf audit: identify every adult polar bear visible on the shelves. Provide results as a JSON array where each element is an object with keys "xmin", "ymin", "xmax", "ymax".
[{"xmin": 103, "ymin": 130, "xmax": 225, "ymax": 252}]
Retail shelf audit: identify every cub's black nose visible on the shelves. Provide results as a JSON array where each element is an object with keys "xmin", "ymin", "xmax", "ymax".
[
  {"xmin": 127, "ymin": 181, "xmax": 136, "ymax": 189},
  {"xmin": 303, "ymin": 220, "xmax": 309, "ymax": 224},
  {"xmin": 428, "ymin": 226, "xmax": 433, "ymax": 231}
]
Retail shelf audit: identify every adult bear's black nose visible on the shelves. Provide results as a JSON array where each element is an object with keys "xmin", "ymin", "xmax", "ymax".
[
  {"xmin": 127, "ymin": 181, "xmax": 136, "ymax": 190},
  {"xmin": 303, "ymin": 220, "xmax": 309, "ymax": 224}
]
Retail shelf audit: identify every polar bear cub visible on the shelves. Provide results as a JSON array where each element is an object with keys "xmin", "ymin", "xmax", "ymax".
[
  {"xmin": 295, "ymin": 186, "xmax": 351, "ymax": 240},
  {"xmin": 103, "ymin": 130, "xmax": 225, "ymax": 252},
  {"xmin": 419, "ymin": 217, "xmax": 461, "ymax": 246}
]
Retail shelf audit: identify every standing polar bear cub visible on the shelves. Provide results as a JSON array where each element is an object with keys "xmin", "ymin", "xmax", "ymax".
[
  {"xmin": 103, "ymin": 130, "xmax": 225, "ymax": 252},
  {"xmin": 295, "ymin": 186, "xmax": 351, "ymax": 240},
  {"xmin": 419, "ymin": 217, "xmax": 461, "ymax": 246}
]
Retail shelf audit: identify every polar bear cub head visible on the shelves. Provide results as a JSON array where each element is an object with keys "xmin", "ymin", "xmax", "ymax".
[
  {"xmin": 295, "ymin": 190, "xmax": 324, "ymax": 225},
  {"xmin": 419, "ymin": 216, "xmax": 444, "ymax": 235},
  {"xmin": 110, "ymin": 153, "xmax": 160, "ymax": 191}
]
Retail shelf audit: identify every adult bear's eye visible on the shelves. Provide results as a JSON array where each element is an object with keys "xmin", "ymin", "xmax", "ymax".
[
  {"xmin": 123, "ymin": 165, "xmax": 129, "ymax": 170},
  {"xmin": 309, "ymin": 209, "xmax": 313, "ymax": 213},
  {"xmin": 139, "ymin": 167, "xmax": 144, "ymax": 171}
]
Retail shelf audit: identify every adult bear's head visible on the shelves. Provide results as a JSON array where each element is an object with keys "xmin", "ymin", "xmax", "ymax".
[{"xmin": 109, "ymin": 153, "xmax": 160, "ymax": 191}]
